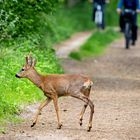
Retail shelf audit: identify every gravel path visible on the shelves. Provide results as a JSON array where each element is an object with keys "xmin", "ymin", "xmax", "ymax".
[{"xmin": 1, "ymin": 32, "xmax": 140, "ymax": 140}]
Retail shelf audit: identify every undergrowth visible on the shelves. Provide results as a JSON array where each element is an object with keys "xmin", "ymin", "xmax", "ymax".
[{"xmin": 39, "ymin": 2, "xmax": 94, "ymax": 47}]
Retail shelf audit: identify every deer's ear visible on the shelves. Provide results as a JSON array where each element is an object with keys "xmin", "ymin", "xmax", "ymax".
[
  {"xmin": 25, "ymin": 53, "xmax": 32, "ymax": 66},
  {"xmin": 26, "ymin": 56, "xmax": 28, "ymax": 64},
  {"xmin": 28, "ymin": 53, "xmax": 33, "ymax": 66},
  {"xmin": 32, "ymin": 58, "xmax": 36, "ymax": 67}
]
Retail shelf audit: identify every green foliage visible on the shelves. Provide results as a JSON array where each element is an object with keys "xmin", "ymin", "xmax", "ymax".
[
  {"xmin": 138, "ymin": 15, "xmax": 140, "ymax": 26},
  {"xmin": 0, "ymin": 127, "xmax": 6, "ymax": 134},
  {"xmin": 0, "ymin": 0, "xmax": 59, "ymax": 41},
  {"xmin": 69, "ymin": 52, "xmax": 82, "ymax": 60},
  {"xmin": 106, "ymin": 0, "xmax": 119, "ymax": 26},
  {"xmin": 69, "ymin": 28, "xmax": 120, "ymax": 60},
  {"xmin": 39, "ymin": 2, "xmax": 94, "ymax": 47}
]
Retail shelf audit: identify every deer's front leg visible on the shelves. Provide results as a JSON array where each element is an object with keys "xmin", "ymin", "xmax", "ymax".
[
  {"xmin": 31, "ymin": 98, "xmax": 51, "ymax": 127},
  {"xmin": 53, "ymin": 96, "xmax": 62, "ymax": 129}
]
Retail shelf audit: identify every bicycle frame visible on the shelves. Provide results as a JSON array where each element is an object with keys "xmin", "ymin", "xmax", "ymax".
[{"xmin": 123, "ymin": 9, "xmax": 136, "ymax": 49}]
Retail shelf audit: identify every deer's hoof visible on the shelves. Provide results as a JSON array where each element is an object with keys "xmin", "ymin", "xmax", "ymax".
[
  {"xmin": 79, "ymin": 118, "xmax": 83, "ymax": 126},
  {"xmin": 31, "ymin": 122, "xmax": 36, "ymax": 128},
  {"xmin": 57, "ymin": 123, "xmax": 62, "ymax": 129},
  {"xmin": 87, "ymin": 126, "xmax": 92, "ymax": 132},
  {"xmin": 79, "ymin": 120, "xmax": 82, "ymax": 126}
]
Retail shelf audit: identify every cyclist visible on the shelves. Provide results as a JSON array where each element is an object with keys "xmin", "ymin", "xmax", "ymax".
[
  {"xmin": 117, "ymin": 0, "xmax": 140, "ymax": 45},
  {"xmin": 90, "ymin": 0, "xmax": 109, "ymax": 29}
]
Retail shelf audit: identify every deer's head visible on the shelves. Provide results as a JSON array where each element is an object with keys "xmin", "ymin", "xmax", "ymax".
[{"xmin": 15, "ymin": 54, "xmax": 36, "ymax": 78}]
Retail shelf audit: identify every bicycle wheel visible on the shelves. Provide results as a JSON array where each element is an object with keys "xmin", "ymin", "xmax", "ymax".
[{"xmin": 124, "ymin": 23, "xmax": 131, "ymax": 49}]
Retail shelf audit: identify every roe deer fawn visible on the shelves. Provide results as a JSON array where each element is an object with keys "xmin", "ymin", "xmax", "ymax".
[{"xmin": 15, "ymin": 54, "xmax": 94, "ymax": 131}]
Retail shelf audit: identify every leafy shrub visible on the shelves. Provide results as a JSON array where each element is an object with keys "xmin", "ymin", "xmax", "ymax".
[{"xmin": 0, "ymin": 0, "xmax": 60, "ymax": 41}]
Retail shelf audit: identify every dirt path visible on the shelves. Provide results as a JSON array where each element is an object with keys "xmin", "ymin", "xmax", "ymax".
[
  {"xmin": 1, "ymin": 33, "xmax": 140, "ymax": 140},
  {"xmin": 54, "ymin": 31, "xmax": 93, "ymax": 58}
]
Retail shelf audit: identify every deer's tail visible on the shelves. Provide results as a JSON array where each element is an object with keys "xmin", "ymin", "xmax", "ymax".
[{"xmin": 83, "ymin": 80, "xmax": 93, "ymax": 89}]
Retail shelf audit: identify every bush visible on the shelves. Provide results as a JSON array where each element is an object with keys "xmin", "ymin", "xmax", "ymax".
[{"xmin": 0, "ymin": 0, "xmax": 59, "ymax": 41}]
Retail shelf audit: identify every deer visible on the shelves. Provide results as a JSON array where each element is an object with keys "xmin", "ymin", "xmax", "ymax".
[{"xmin": 15, "ymin": 54, "xmax": 94, "ymax": 132}]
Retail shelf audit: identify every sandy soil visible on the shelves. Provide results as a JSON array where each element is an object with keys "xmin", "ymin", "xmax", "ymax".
[{"xmin": 0, "ymin": 33, "xmax": 140, "ymax": 140}]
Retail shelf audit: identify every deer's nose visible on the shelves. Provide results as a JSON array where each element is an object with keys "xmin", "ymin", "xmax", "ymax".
[{"xmin": 15, "ymin": 74, "xmax": 20, "ymax": 78}]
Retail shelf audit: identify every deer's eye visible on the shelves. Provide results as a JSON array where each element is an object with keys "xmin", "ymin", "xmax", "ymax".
[{"xmin": 21, "ymin": 68, "xmax": 25, "ymax": 72}]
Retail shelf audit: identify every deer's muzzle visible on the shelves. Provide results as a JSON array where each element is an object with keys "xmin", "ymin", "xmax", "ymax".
[{"xmin": 15, "ymin": 74, "xmax": 21, "ymax": 78}]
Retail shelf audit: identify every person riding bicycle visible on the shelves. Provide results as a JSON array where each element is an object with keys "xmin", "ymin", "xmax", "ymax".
[
  {"xmin": 90, "ymin": 0, "xmax": 109, "ymax": 29},
  {"xmin": 117, "ymin": 0, "xmax": 140, "ymax": 45}
]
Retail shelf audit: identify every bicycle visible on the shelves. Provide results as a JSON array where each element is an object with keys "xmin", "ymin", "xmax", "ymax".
[{"xmin": 123, "ymin": 9, "xmax": 136, "ymax": 49}]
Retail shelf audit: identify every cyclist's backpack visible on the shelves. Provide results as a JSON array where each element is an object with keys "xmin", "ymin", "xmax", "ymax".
[{"xmin": 95, "ymin": 5, "xmax": 103, "ymax": 24}]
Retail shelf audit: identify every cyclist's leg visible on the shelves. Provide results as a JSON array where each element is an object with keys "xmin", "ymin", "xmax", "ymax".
[
  {"xmin": 92, "ymin": 7, "xmax": 95, "ymax": 22},
  {"xmin": 92, "ymin": 2, "xmax": 97, "ymax": 22},
  {"xmin": 120, "ymin": 13, "xmax": 125, "ymax": 32},
  {"xmin": 101, "ymin": 5, "xmax": 105, "ymax": 29},
  {"xmin": 131, "ymin": 14, "xmax": 138, "ymax": 45},
  {"xmin": 132, "ymin": 25, "xmax": 137, "ymax": 45}
]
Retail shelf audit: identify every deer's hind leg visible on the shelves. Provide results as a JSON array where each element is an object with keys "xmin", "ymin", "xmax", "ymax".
[
  {"xmin": 71, "ymin": 94, "xmax": 94, "ymax": 132},
  {"xmin": 87, "ymin": 98, "xmax": 94, "ymax": 132},
  {"xmin": 79, "ymin": 87, "xmax": 91, "ymax": 126}
]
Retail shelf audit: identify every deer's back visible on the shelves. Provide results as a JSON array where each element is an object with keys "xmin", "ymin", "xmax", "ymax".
[{"xmin": 43, "ymin": 74, "xmax": 91, "ymax": 97}]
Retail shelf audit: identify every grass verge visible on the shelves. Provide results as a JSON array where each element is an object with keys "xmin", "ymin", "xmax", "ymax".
[{"xmin": 69, "ymin": 28, "xmax": 120, "ymax": 60}]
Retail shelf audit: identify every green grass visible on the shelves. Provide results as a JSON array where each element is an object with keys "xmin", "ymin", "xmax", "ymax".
[
  {"xmin": 69, "ymin": 28, "xmax": 120, "ymax": 60},
  {"xmin": 0, "ymin": 127, "xmax": 6, "ymax": 134}
]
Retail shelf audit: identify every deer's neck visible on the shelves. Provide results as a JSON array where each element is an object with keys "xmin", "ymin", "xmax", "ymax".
[{"xmin": 27, "ymin": 68, "xmax": 44, "ymax": 88}]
